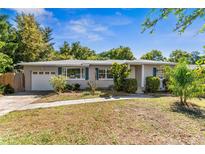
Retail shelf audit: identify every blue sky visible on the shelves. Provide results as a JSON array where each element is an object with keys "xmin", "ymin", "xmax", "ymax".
[{"xmin": 0, "ymin": 8, "xmax": 205, "ymax": 58}]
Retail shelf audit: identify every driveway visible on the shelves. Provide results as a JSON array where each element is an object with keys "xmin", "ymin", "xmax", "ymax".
[{"xmin": 0, "ymin": 92, "xmax": 41, "ymax": 116}]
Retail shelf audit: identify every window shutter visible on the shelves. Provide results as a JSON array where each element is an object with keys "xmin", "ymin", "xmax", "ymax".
[
  {"xmin": 153, "ymin": 67, "xmax": 157, "ymax": 77},
  {"xmin": 85, "ymin": 67, "xmax": 89, "ymax": 80},
  {"xmin": 95, "ymin": 68, "xmax": 99, "ymax": 80},
  {"xmin": 58, "ymin": 67, "xmax": 62, "ymax": 75}
]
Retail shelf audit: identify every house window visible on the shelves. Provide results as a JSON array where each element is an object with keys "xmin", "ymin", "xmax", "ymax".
[
  {"xmin": 67, "ymin": 68, "xmax": 80, "ymax": 79},
  {"xmin": 51, "ymin": 72, "xmax": 56, "ymax": 75},
  {"xmin": 45, "ymin": 72, "xmax": 49, "ymax": 75},
  {"xmin": 33, "ymin": 72, "xmax": 37, "ymax": 75},
  {"xmin": 98, "ymin": 68, "xmax": 113, "ymax": 80},
  {"xmin": 39, "ymin": 72, "xmax": 43, "ymax": 75},
  {"xmin": 107, "ymin": 69, "xmax": 113, "ymax": 79},
  {"xmin": 99, "ymin": 69, "xmax": 106, "ymax": 79}
]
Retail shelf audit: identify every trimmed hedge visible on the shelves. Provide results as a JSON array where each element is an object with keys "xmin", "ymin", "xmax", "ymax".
[
  {"xmin": 123, "ymin": 78, "xmax": 138, "ymax": 93},
  {"xmin": 145, "ymin": 76, "xmax": 160, "ymax": 93}
]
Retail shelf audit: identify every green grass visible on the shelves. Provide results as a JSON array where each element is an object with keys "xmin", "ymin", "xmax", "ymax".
[
  {"xmin": 0, "ymin": 97, "xmax": 205, "ymax": 144},
  {"xmin": 32, "ymin": 90, "xmax": 130, "ymax": 104}
]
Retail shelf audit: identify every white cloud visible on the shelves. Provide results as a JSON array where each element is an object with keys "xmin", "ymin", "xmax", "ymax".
[
  {"xmin": 66, "ymin": 18, "xmax": 112, "ymax": 41},
  {"xmin": 9, "ymin": 8, "xmax": 53, "ymax": 18}
]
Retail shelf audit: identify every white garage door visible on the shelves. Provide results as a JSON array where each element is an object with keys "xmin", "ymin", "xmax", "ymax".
[{"xmin": 31, "ymin": 71, "xmax": 56, "ymax": 91}]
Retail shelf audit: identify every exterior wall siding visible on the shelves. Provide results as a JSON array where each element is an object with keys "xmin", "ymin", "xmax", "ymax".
[
  {"xmin": 24, "ymin": 66, "xmax": 58, "ymax": 91},
  {"xmin": 23, "ymin": 64, "xmax": 169, "ymax": 91}
]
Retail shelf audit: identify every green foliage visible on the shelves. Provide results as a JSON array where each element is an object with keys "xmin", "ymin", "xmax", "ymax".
[
  {"xmin": 0, "ymin": 15, "xmax": 18, "ymax": 63},
  {"xmin": 65, "ymin": 84, "xmax": 73, "ymax": 91},
  {"xmin": 141, "ymin": 50, "xmax": 166, "ymax": 61},
  {"xmin": 0, "ymin": 53, "xmax": 13, "ymax": 73},
  {"xmin": 111, "ymin": 63, "xmax": 130, "ymax": 91},
  {"xmin": 123, "ymin": 79, "xmax": 138, "ymax": 93},
  {"xmin": 99, "ymin": 46, "xmax": 135, "ymax": 60},
  {"xmin": 190, "ymin": 51, "xmax": 201, "ymax": 64},
  {"xmin": 49, "ymin": 75, "xmax": 67, "ymax": 93},
  {"xmin": 142, "ymin": 9, "xmax": 205, "ymax": 34},
  {"xmin": 145, "ymin": 76, "xmax": 160, "ymax": 93},
  {"xmin": 15, "ymin": 13, "xmax": 50, "ymax": 62},
  {"xmin": 165, "ymin": 60, "xmax": 205, "ymax": 105},
  {"xmin": 169, "ymin": 50, "xmax": 193, "ymax": 63},
  {"xmin": 73, "ymin": 83, "xmax": 81, "ymax": 91},
  {"xmin": 0, "ymin": 84, "xmax": 14, "ymax": 95},
  {"xmin": 59, "ymin": 41, "xmax": 96, "ymax": 60}
]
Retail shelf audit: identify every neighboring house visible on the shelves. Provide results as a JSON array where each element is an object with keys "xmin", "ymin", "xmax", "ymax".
[{"xmin": 19, "ymin": 60, "xmax": 177, "ymax": 91}]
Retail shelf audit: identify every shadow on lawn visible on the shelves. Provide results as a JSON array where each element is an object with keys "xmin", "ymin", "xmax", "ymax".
[{"xmin": 171, "ymin": 102, "xmax": 205, "ymax": 119}]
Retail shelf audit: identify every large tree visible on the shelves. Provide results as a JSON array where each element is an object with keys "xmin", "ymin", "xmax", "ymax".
[
  {"xmin": 190, "ymin": 51, "xmax": 201, "ymax": 64},
  {"xmin": 142, "ymin": 9, "xmax": 205, "ymax": 34},
  {"xmin": 142, "ymin": 9, "xmax": 205, "ymax": 64},
  {"xmin": 40, "ymin": 27, "xmax": 57, "ymax": 61},
  {"xmin": 140, "ymin": 50, "xmax": 166, "ymax": 61},
  {"xmin": 169, "ymin": 50, "xmax": 192, "ymax": 63},
  {"xmin": 58, "ymin": 41, "xmax": 96, "ymax": 60},
  {"xmin": 99, "ymin": 46, "xmax": 135, "ymax": 60},
  {"xmin": 15, "ymin": 13, "xmax": 49, "ymax": 62},
  {"xmin": 0, "ymin": 15, "xmax": 18, "ymax": 63}
]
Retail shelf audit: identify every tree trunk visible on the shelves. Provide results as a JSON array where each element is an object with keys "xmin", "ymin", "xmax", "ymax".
[
  {"xmin": 180, "ymin": 95, "xmax": 183, "ymax": 104},
  {"xmin": 184, "ymin": 91, "xmax": 188, "ymax": 106}
]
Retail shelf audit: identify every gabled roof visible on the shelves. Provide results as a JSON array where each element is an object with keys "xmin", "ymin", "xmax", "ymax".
[{"xmin": 18, "ymin": 59, "xmax": 176, "ymax": 66}]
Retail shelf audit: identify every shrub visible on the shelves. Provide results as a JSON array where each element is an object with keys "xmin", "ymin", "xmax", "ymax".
[
  {"xmin": 146, "ymin": 76, "xmax": 160, "ymax": 93},
  {"xmin": 124, "ymin": 79, "xmax": 138, "ymax": 93},
  {"xmin": 0, "ymin": 84, "xmax": 14, "ymax": 95},
  {"xmin": 87, "ymin": 80, "xmax": 96, "ymax": 95},
  {"xmin": 49, "ymin": 75, "xmax": 67, "ymax": 93},
  {"xmin": 162, "ymin": 78, "xmax": 169, "ymax": 92},
  {"xmin": 111, "ymin": 63, "xmax": 130, "ymax": 91},
  {"xmin": 73, "ymin": 83, "xmax": 80, "ymax": 91},
  {"xmin": 65, "ymin": 84, "xmax": 73, "ymax": 91}
]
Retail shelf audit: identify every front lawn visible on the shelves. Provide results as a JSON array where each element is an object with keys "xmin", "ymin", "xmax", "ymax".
[
  {"xmin": 33, "ymin": 90, "xmax": 131, "ymax": 104},
  {"xmin": 0, "ymin": 97, "xmax": 205, "ymax": 144}
]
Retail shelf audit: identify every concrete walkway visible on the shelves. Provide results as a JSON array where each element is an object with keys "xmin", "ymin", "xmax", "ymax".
[
  {"xmin": 0, "ymin": 94, "xmax": 151, "ymax": 116},
  {"xmin": 0, "ymin": 93, "xmax": 40, "ymax": 116}
]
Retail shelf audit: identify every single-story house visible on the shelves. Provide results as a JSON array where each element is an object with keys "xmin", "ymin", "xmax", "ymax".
[{"xmin": 19, "ymin": 59, "xmax": 177, "ymax": 92}]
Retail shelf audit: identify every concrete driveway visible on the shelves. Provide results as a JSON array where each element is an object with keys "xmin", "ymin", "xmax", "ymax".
[{"xmin": 0, "ymin": 92, "xmax": 41, "ymax": 116}]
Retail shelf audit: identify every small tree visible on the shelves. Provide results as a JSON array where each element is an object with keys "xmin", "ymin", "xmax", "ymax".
[
  {"xmin": 111, "ymin": 63, "xmax": 130, "ymax": 91},
  {"xmin": 87, "ymin": 80, "xmax": 97, "ymax": 95},
  {"xmin": 165, "ymin": 60, "xmax": 204, "ymax": 105},
  {"xmin": 49, "ymin": 75, "xmax": 67, "ymax": 94}
]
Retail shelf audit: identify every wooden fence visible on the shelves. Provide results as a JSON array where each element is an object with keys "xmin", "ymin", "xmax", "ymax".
[{"xmin": 0, "ymin": 72, "xmax": 25, "ymax": 92}]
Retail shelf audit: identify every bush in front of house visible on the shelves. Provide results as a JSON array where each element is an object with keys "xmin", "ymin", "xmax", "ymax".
[
  {"xmin": 123, "ymin": 78, "xmax": 138, "ymax": 93},
  {"xmin": 111, "ymin": 63, "xmax": 130, "ymax": 91},
  {"xmin": 65, "ymin": 83, "xmax": 81, "ymax": 91},
  {"xmin": 73, "ymin": 83, "xmax": 81, "ymax": 91},
  {"xmin": 0, "ymin": 84, "xmax": 14, "ymax": 95},
  {"xmin": 145, "ymin": 76, "xmax": 160, "ymax": 93},
  {"xmin": 87, "ymin": 80, "xmax": 96, "ymax": 95},
  {"xmin": 49, "ymin": 75, "xmax": 67, "ymax": 93},
  {"xmin": 65, "ymin": 84, "xmax": 73, "ymax": 91}
]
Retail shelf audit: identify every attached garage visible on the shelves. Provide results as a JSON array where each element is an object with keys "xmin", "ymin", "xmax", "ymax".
[
  {"xmin": 22, "ymin": 65, "xmax": 58, "ymax": 91},
  {"xmin": 31, "ymin": 71, "xmax": 56, "ymax": 91}
]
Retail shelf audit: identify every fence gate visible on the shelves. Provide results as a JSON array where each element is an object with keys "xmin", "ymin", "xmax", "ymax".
[{"xmin": 0, "ymin": 72, "xmax": 25, "ymax": 92}]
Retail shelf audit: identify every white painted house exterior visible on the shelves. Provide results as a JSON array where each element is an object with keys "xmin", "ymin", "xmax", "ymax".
[{"xmin": 19, "ymin": 60, "xmax": 176, "ymax": 91}]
